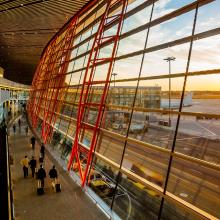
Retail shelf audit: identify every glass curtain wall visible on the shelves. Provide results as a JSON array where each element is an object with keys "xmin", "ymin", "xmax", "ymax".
[{"xmin": 28, "ymin": 0, "xmax": 220, "ymax": 219}]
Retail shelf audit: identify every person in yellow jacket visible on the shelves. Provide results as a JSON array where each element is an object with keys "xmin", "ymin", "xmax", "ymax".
[{"xmin": 20, "ymin": 155, "xmax": 29, "ymax": 178}]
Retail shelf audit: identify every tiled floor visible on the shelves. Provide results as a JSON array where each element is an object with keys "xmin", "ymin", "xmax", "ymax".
[{"xmin": 9, "ymin": 115, "xmax": 107, "ymax": 220}]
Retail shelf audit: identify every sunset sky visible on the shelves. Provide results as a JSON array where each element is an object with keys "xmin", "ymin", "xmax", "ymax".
[{"xmin": 67, "ymin": 0, "xmax": 220, "ymax": 91}]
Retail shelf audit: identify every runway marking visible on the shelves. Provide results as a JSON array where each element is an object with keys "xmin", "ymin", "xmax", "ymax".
[
  {"xmin": 160, "ymin": 136, "xmax": 203, "ymax": 143},
  {"xmin": 175, "ymin": 136, "xmax": 201, "ymax": 141},
  {"xmin": 195, "ymin": 122, "xmax": 216, "ymax": 136}
]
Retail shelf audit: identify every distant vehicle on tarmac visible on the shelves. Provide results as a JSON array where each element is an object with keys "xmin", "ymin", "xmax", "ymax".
[
  {"xmin": 112, "ymin": 121, "xmax": 127, "ymax": 130},
  {"xmin": 129, "ymin": 123, "xmax": 147, "ymax": 133}
]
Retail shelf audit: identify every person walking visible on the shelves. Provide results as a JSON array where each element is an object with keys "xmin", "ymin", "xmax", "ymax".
[
  {"xmin": 29, "ymin": 156, "xmax": 37, "ymax": 178},
  {"xmin": 20, "ymin": 156, "xmax": 29, "ymax": 178},
  {"xmin": 40, "ymin": 143, "xmax": 45, "ymax": 159},
  {"xmin": 30, "ymin": 136, "xmax": 36, "ymax": 150},
  {"xmin": 13, "ymin": 123, "xmax": 16, "ymax": 134},
  {"xmin": 37, "ymin": 165, "xmax": 46, "ymax": 187},
  {"xmin": 25, "ymin": 126, "xmax": 28, "ymax": 136},
  {"xmin": 18, "ymin": 118, "xmax": 21, "ymax": 128},
  {"xmin": 49, "ymin": 165, "xmax": 61, "ymax": 192},
  {"xmin": 49, "ymin": 165, "xmax": 58, "ymax": 182}
]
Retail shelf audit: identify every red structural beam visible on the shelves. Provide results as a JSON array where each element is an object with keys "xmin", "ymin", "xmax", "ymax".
[
  {"xmin": 42, "ymin": 18, "xmax": 79, "ymax": 143},
  {"xmin": 67, "ymin": 0, "xmax": 128, "ymax": 187},
  {"xmin": 29, "ymin": 0, "xmax": 128, "ymax": 187}
]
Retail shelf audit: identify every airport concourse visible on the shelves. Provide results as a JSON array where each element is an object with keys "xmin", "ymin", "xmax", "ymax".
[{"xmin": 0, "ymin": 0, "xmax": 220, "ymax": 220}]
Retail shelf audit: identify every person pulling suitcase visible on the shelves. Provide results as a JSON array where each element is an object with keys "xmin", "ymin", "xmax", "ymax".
[
  {"xmin": 49, "ymin": 165, "xmax": 61, "ymax": 192},
  {"xmin": 49, "ymin": 165, "xmax": 57, "ymax": 181},
  {"xmin": 37, "ymin": 180, "xmax": 44, "ymax": 195},
  {"xmin": 37, "ymin": 164, "xmax": 46, "ymax": 188}
]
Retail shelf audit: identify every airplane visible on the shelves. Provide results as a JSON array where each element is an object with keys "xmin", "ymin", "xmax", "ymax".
[{"xmin": 160, "ymin": 92, "xmax": 193, "ymax": 109}]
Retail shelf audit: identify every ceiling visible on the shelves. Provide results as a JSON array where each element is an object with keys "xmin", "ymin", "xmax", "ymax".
[{"xmin": 0, "ymin": 0, "xmax": 91, "ymax": 85}]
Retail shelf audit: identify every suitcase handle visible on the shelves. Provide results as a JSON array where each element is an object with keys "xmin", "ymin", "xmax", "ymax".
[{"xmin": 37, "ymin": 180, "xmax": 41, "ymax": 188}]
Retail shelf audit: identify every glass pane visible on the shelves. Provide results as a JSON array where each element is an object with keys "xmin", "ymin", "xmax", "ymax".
[
  {"xmin": 122, "ymin": 4, "xmax": 152, "ymax": 33},
  {"xmin": 96, "ymin": 130, "xmax": 126, "ymax": 164},
  {"xmin": 58, "ymin": 117, "xmax": 70, "ymax": 134},
  {"xmin": 127, "ymin": 0, "xmax": 148, "ymax": 12},
  {"xmin": 152, "ymin": 0, "xmax": 195, "ymax": 20},
  {"xmin": 176, "ymin": 113, "xmax": 220, "ymax": 165},
  {"xmin": 167, "ymin": 157, "xmax": 220, "ymax": 219},
  {"xmin": 104, "ymin": 81, "xmax": 136, "ymax": 135},
  {"xmin": 86, "ymin": 157, "xmax": 119, "ymax": 215},
  {"xmin": 195, "ymin": 0, "xmax": 220, "ymax": 34},
  {"xmin": 189, "ymin": 35, "xmax": 220, "ymax": 72},
  {"xmin": 123, "ymin": 139, "xmax": 169, "ymax": 187},
  {"xmin": 128, "ymin": 111, "xmax": 177, "ymax": 149},
  {"xmin": 129, "ymin": 78, "xmax": 184, "ymax": 148},
  {"xmin": 114, "ymin": 165, "xmax": 162, "ymax": 219},
  {"xmin": 112, "ymin": 55, "xmax": 142, "ymax": 80},
  {"xmin": 149, "ymin": 10, "xmax": 194, "ymax": 47},
  {"xmin": 117, "ymin": 30, "xmax": 147, "ymax": 56},
  {"xmin": 183, "ymin": 74, "xmax": 220, "ymax": 114},
  {"xmin": 178, "ymin": 73, "xmax": 220, "ymax": 165},
  {"xmin": 141, "ymin": 43, "xmax": 190, "ymax": 77},
  {"xmin": 161, "ymin": 199, "xmax": 205, "ymax": 220}
]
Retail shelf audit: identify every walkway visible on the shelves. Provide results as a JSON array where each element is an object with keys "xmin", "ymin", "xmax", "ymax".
[{"xmin": 9, "ymin": 115, "xmax": 107, "ymax": 220}]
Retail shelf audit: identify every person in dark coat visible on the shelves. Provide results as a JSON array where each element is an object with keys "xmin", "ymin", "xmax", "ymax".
[
  {"xmin": 25, "ymin": 126, "xmax": 28, "ymax": 136},
  {"xmin": 29, "ymin": 156, "xmax": 37, "ymax": 178},
  {"xmin": 13, "ymin": 124, "xmax": 16, "ymax": 134},
  {"xmin": 30, "ymin": 136, "xmax": 36, "ymax": 150},
  {"xmin": 18, "ymin": 118, "xmax": 21, "ymax": 128},
  {"xmin": 49, "ymin": 165, "xmax": 58, "ymax": 181},
  {"xmin": 40, "ymin": 143, "xmax": 45, "ymax": 159},
  {"xmin": 37, "ymin": 165, "xmax": 46, "ymax": 187}
]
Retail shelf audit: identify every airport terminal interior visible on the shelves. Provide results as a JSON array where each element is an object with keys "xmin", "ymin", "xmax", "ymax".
[{"xmin": 0, "ymin": 0, "xmax": 219, "ymax": 220}]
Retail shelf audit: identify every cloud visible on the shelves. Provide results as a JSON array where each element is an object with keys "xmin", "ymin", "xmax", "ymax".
[{"xmin": 66, "ymin": 0, "xmax": 220, "ymax": 91}]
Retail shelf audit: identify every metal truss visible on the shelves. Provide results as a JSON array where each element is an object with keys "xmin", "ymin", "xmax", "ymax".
[
  {"xmin": 28, "ymin": 47, "xmax": 52, "ymax": 125},
  {"xmin": 27, "ymin": 0, "xmax": 220, "ymax": 219},
  {"xmin": 32, "ymin": 41, "xmax": 56, "ymax": 128},
  {"xmin": 67, "ymin": 0, "xmax": 128, "ymax": 186},
  {"xmin": 41, "ymin": 18, "xmax": 79, "ymax": 143}
]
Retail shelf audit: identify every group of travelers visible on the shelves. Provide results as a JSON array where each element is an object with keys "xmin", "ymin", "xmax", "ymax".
[
  {"xmin": 20, "ymin": 137, "xmax": 58, "ymax": 190},
  {"xmin": 16, "ymin": 118, "xmax": 60, "ymax": 194},
  {"xmin": 20, "ymin": 153, "xmax": 58, "ymax": 188}
]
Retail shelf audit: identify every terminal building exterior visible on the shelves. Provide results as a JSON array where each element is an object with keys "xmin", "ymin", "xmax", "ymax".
[
  {"xmin": 27, "ymin": 0, "xmax": 220, "ymax": 220},
  {"xmin": 108, "ymin": 86, "xmax": 161, "ymax": 108}
]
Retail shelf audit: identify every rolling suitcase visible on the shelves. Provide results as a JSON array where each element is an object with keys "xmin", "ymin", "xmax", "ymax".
[
  {"xmin": 55, "ymin": 183, "xmax": 61, "ymax": 192},
  {"xmin": 37, "ymin": 180, "xmax": 44, "ymax": 195},
  {"xmin": 53, "ymin": 178, "xmax": 61, "ymax": 192},
  {"xmin": 39, "ymin": 157, "xmax": 43, "ymax": 163}
]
